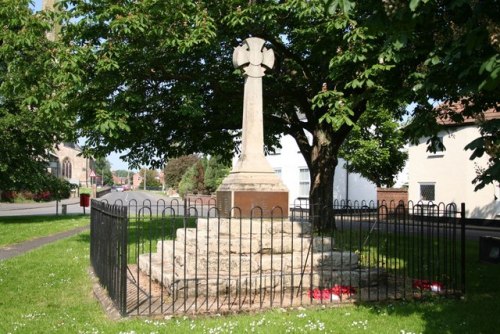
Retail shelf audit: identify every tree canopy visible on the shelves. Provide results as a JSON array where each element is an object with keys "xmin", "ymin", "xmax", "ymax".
[
  {"xmin": 94, "ymin": 157, "xmax": 113, "ymax": 186},
  {"xmin": 163, "ymin": 155, "xmax": 201, "ymax": 189},
  {"xmin": 138, "ymin": 168, "xmax": 162, "ymax": 189},
  {"xmin": 46, "ymin": 0, "xmax": 498, "ymax": 225},
  {"xmin": 0, "ymin": 1, "xmax": 75, "ymax": 192},
  {"xmin": 340, "ymin": 108, "xmax": 407, "ymax": 187},
  {"xmin": 3, "ymin": 0, "xmax": 497, "ymax": 217}
]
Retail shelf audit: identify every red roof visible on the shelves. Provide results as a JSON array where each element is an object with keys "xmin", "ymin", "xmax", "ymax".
[{"xmin": 436, "ymin": 101, "xmax": 499, "ymax": 126}]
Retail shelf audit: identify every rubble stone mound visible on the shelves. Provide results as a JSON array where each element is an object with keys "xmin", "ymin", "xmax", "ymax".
[{"xmin": 139, "ymin": 218, "xmax": 380, "ymax": 298}]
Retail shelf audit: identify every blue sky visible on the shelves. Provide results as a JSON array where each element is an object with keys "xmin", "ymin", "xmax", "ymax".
[
  {"xmin": 33, "ymin": 0, "xmax": 42, "ymax": 11},
  {"xmin": 33, "ymin": 0, "xmax": 130, "ymax": 170}
]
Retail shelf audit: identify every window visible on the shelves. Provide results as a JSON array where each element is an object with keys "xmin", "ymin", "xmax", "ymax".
[
  {"xmin": 299, "ymin": 168, "xmax": 310, "ymax": 197},
  {"xmin": 269, "ymin": 147, "xmax": 282, "ymax": 155},
  {"xmin": 420, "ymin": 183, "xmax": 435, "ymax": 201},
  {"xmin": 62, "ymin": 158, "xmax": 72, "ymax": 179},
  {"xmin": 428, "ymin": 136, "xmax": 444, "ymax": 157}
]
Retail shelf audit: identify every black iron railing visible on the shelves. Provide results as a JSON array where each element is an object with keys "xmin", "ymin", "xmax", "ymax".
[
  {"xmin": 90, "ymin": 199, "xmax": 466, "ymax": 316},
  {"xmin": 90, "ymin": 200, "xmax": 128, "ymax": 314}
]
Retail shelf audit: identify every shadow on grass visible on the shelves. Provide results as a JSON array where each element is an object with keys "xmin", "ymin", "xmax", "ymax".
[
  {"xmin": 363, "ymin": 241, "xmax": 500, "ymax": 333},
  {"xmin": 76, "ymin": 233, "xmax": 91, "ymax": 243}
]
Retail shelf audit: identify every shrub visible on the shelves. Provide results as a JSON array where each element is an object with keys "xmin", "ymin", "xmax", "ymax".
[
  {"xmin": 204, "ymin": 155, "xmax": 231, "ymax": 193},
  {"xmin": 178, "ymin": 164, "xmax": 198, "ymax": 198},
  {"xmin": 34, "ymin": 191, "xmax": 52, "ymax": 202},
  {"xmin": 0, "ymin": 191, "xmax": 17, "ymax": 202}
]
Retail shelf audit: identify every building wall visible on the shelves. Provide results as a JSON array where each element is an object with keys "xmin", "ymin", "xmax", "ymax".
[
  {"xmin": 265, "ymin": 135, "xmax": 377, "ymax": 207},
  {"xmin": 377, "ymin": 188, "xmax": 408, "ymax": 205},
  {"xmin": 52, "ymin": 144, "xmax": 93, "ymax": 187},
  {"xmin": 408, "ymin": 126, "xmax": 499, "ymax": 219},
  {"xmin": 132, "ymin": 173, "xmax": 142, "ymax": 190}
]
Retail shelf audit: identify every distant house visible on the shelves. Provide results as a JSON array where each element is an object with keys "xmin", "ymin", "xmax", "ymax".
[
  {"xmin": 112, "ymin": 174, "xmax": 128, "ymax": 185},
  {"xmin": 132, "ymin": 172, "xmax": 142, "ymax": 190},
  {"xmin": 265, "ymin": 134, "xmax": 377, "ymax": 207},
  {"xmin": 407, "ymin": 107, "xmax": 499, "ymax": 220},
  {"xmin": 49, "ymin": 143, "xmax": 95, "ymax": 187}
]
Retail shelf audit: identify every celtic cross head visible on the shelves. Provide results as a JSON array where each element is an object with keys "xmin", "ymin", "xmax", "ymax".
[{"xmin": 232, "ymin": 37, "xmax": 275, "ymax": 78}]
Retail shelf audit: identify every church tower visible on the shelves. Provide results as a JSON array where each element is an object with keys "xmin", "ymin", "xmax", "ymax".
[
  {"xmin": 42, "ymin": 0, "xmax": 56, "ymax": 11},
  {"xmin": 41, "ymin": 0, "xmax": 58, "ymax": 41}
]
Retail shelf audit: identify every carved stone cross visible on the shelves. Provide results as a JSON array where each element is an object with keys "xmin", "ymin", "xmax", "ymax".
[
  {"xmin": 232, "ymin": 37, "xmax": 275, "ymax": 172},
  {"xmin": 216, "ymin": 37, "xmax": 288, "ymax": 218}
]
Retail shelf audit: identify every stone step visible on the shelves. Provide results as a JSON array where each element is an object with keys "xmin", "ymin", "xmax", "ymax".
[
  {"xmin": 158, "ymin": 235, "xmax": 334, "ymax": 257},
  {"xmin": 138, "ymin": 253, "xmax": 381, "ymax": 298},
  {"xmin": 144, "ymin": 249, "xmax": 358, "ymax": 277},
  {"xmin": 194, "ymin": 218, "xmax": 312, "ymax": 237}
]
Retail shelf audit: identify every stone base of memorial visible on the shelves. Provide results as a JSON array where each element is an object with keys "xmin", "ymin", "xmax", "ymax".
[
  {"xmin": 216, "ymin": 170, "xmax": 289, "ymax": 218},
  {"xmin": 138, "ymin": 217, "xmax": 381, "ymax": 300}
]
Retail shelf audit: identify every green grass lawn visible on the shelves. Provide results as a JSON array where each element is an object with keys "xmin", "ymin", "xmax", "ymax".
[
  {"xmin": 0, "ymin": 215, "xmax": 89, "ymax": 247},
  {"xmin": 0, "ymin": 217, "xmax": 499, "ymax": 333}
]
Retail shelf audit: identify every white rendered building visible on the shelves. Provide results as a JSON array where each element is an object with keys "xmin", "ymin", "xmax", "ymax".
[
  {"xmin": 264, "ymin": 134, "xmax": 377, "ymax": 207},
  {"xmin": 407, "ymin": 111, "xmax": 499, "ymax": 220}
]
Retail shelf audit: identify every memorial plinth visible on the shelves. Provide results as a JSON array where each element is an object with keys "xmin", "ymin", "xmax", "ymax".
[
  {"xmin": 216, "ymin": 37, "xmax": 289, "ymax": 218},
  {"xmin": 217, "ymin": 172, "xmax": 289, "ymax": 218}
]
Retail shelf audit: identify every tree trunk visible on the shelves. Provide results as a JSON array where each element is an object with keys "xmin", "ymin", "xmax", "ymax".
[
  {"xmin": 290, "ymin": 99, "xmax": 366, "ymax": 232},
  {"xmin": 307, "ymin": 125, "xmax": 339, "ymax": 232}
]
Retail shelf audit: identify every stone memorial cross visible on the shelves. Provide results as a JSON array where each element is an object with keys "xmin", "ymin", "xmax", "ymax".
[
  {"xmin": 232, "ymin": 37, "xmax": 275, "ymax": 173},
  {"xmin": 216, "ymin": 37, "xmax": 288, "ymax": 218}
]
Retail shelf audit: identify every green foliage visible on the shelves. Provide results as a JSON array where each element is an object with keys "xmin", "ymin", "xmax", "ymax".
[
  {"xmin": 163, "ymin": 155, "xmax": 200, "ymax": 189},
  {"xmin": 403, "ymin": 0, "xmax": 499, "ymax": 187},
  {"xmin": 53, "ymin": 0, "xmax": 420, "ymax": 213},
  {"xmin": 178, "ymin": 160, "xmax": 206, "ymax": 197},
  {"xmin": 175, "ymin": 155, "xmax": 229, "ymax": 196},
  {"xmin": 138, "ymin": 168, "xmax": 161, "ymax": 189},
  {"xmin": 5, "ymin": 0, "xmax": 497, "ymax": 210},
  {"xmin": 340, "ymin": 108, "xmax": 407, "ymax": 187},
  {"xmin": 0, "ymin": 0, "xmax": 76, "ymax": 192},
  {"xmin": 93, "ymin": 157, "xmax": 113, "ymax": 186},
  {"xmin": 113, "ymin": 169, "xmax": 132, "ymax": 185},
  {"xmin": 204, "ymin": 155, "xmax": 231, "ymax": 193},
  {"xmin": 465, "ymin": 118, "xmax": 500, "ymax": 190},
  {"xmin": 113, "ymin": 169, "xmax": 129, "ymax": 178},
  {"xmin": 44, "ymin": 174, "xmax": 72, "ymax": 200}
]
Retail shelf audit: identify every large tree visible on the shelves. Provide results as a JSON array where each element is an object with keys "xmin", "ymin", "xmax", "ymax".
[
  {"xmin": 94, "ymin": 157, "xmax": 113, "ymax": 186},
  {"xmin": 0, "ymin": 1, "xmax": 74, "ymax": 192},
  {"xmin": 340, "ymin": 108, "xmax": 407, "ymax": 188},
  {"xmin": 401, "ymin": 0, "xmax": 499, "ymax": 191},
  {"xmin": 52, "ymin": 0, "xmax": 498, "ymax": 226},
  {"xmin": 163, "ymin": 155, "xmax": 200, "ymax": 189}
]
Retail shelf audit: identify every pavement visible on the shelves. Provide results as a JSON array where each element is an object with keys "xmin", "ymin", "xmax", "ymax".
[
  {"xmin": 0, "ymin": 197, "xmax": 80, "ymax": 212},
  {"xmin": 0, "ymin": 198, "xmax": 90, "ymax": 261}
]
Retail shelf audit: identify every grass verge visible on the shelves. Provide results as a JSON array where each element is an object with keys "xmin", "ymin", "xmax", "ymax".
[
  {"xmin": 0, "ymin": 215, "xmax": 89, "ymax": 247},
  {"xmin": 0, "ymin": 224, "xmax": 499, "ymax": 333}
]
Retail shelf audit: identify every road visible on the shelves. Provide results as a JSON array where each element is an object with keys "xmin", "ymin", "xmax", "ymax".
[
  {"xmin": 99, "ymin": 190, "xmax": 169, "ymax": 206},
  {"xmin": 1, "ymin": 193, "xmax": 499, "ymax": 241},
  {"xmin": 0, "ymin": 191, "xmax": 173, "ymax": 217},
  {"xmin": 98, "ymin": 191, "xmax": 215, "ymax": 217},
  {"xmin": 345, "ymin": 219, "xmax": 500, "ymax": 242}
]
